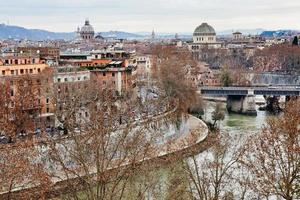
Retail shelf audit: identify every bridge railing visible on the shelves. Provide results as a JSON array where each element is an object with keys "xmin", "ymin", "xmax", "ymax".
[{"xmin": 199, "ymin": 86, "xmax": 300, "ymax": 96}]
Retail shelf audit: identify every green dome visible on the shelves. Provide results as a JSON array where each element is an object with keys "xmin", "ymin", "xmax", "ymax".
[{"xmin": 193, "ymin": 23, "xmax": 216, "ymax": 36}]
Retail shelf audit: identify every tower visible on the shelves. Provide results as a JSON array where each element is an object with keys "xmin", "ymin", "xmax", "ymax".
[{"xmin": 151, "ymin": 29, "xmax": 155, "ymax": 40}]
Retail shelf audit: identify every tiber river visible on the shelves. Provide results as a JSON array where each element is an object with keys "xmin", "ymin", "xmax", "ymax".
[
  {"xmin": 59, "ymin": 97, "xmax": 275, "ymax": 199},
  {"xmin": 203, "ymin": 99, "xmax": 268, "ymax": 135},
  {"xmin": 121, "ymin": 98, "xmax": 273, "ymax": 200}
]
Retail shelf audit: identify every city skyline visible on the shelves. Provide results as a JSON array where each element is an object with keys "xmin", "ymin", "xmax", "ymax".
[{"xmin": 1, "ymin": 0, "xmax": 300, "ymax": 33}]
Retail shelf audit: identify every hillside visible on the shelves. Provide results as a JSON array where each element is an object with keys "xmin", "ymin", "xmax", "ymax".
[{"xmin": 0, "ymin": 24, "xmax": 75, "ymax": 40}]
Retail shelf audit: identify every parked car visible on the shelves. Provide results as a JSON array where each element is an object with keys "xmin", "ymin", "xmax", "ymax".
[
  {"xmin": 34, "ymin": 128, "xmax": 41, "ymax": 135},
  {"xmin": 0, "ymin": 134, "xmax": 12, "ymax": 144}
]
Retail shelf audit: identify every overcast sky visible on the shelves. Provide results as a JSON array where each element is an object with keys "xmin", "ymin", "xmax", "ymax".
[{"xmin": 1, "ymin": 0, "xmax": 300, "ymax": 33}]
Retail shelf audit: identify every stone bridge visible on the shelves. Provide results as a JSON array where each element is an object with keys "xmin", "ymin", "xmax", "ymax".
[{"xmin": 200, "ymin": 86, "xmax": 300, "ymax": 115}]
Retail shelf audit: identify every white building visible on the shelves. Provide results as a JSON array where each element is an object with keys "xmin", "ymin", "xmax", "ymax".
[
  {"xmin": 136, "ymin": 56, "xmax": 152, "ymax": 73},
  {"xmin": 75, "ymin": 20, "xmax": 95, "ymax": 41},
  {"xmin": 189, "ymin": 23, "xmax": 222, "ymax": 51},
  {"xmin": 233, "ymin": 31, "xmax": 243, "ymax": 40},
  {"xmin": 54, "ymin": 68, "xmax": 91, "ymax": 126},
  {"xmin": 54, "ymin": 70, "xmax": 90, "ymax": 84}
]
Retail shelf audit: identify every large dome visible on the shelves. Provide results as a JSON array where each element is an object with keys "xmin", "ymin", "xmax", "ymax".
[
  {"xmin": 193, "ymin": 23, "xmax": 216, "ymax": 36},
  {"xmin": 80, "ymin": 20, "xmax": 95, "ymax": 33}
]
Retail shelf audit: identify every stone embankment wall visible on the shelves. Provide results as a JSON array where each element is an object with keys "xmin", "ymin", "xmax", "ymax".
[{"xmin": 250, "ymin": 73, "xmax": 300, "ymax": 85}]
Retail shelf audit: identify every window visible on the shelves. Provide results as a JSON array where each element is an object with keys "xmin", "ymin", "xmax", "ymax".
[
  {"xmin": 78, "ymin": 77, "xmax": 81, "ymax": 81},
  {"xmin": 37, "ymin": 68, "xmax": 41, "ymax": 73},
  {"xmin": 29, "ymin": 69, "xmax": 33, "ymax": 74},
  {"xmin": 20, "ymin": 69, "xmax": 24, "ymax": 74},
  {"xmin": 46, "ymin": 107, "xmax": 50, "ymax": 113},
  {"xmin": 64, "ymin": 78, "xmax": 68, "ymax": 82},
  {"xmin": 83, "ymin": 76, "xmax": 87, "ymax": 80},
  {"xmin": 10, "ymin": 70, "xmax": 14, "ymax": 75},
  {"xmin": 10, "ymin": 101, "xmax": 15, "ymax": 108},
  {"xmin": 46, "ymin": 97, "xmax": 50, "ymax": 104},
  {"xmin": 103, "ymin": 72, "xmax": 106, "ymax": 76},
  {"xmin": 57, "ymin": 78, "xmax": 61, "ymax": 82},
  {"xmin": 85, "ymin": 112, "xmax": 88, "ymax": 118},
  {"xmin": 112, "ymin": 73, "xmax": 115, "ymax": 77},
  {"xmin": 10, "ymin": 89, "xmax": 14, "ymax": 97},
  {"xmin": 2, "ymin": 70, "xmax": 5, "ymax": 75}
]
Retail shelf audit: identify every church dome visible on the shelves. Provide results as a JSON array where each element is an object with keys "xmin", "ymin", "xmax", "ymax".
[
  {"xmin": 80, "ymin": 20, "xmax": 95, "ymax": 33},
  {"xmin": 193, "ymin": 23, "xmax": 216, "ymax": 36}
]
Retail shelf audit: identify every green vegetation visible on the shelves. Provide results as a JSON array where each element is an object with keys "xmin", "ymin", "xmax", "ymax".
[
  {"xmin": 220, "ymin": 67, "xmax": 233, "ymax": 87},
  {"xmin": 211, "ymin": 103, "xmax": 225, "ymax": 129}
]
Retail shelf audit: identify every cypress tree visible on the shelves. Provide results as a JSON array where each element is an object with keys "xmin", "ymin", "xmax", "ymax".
[{"xmin": 292, "ymin": 36, "xmax": 298, "ymax": 46}]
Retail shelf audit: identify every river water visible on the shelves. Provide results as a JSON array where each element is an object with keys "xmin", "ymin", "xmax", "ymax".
[
  {"xmin": 202, "ymin": 100, "xmax": 268, "ymax": 135},
  {"xmin": 120, "ymin": 101, "xmax": 268, "ymax": 200},
  {"xmin": 130, "ymin": 100, "xmax": 272, "ymax": 200}
]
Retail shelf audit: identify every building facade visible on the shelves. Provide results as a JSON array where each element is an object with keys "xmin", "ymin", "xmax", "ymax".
[
  {"xmin": 54, "ymin": 67, "xmax": 91, "ymax": 126},
  {"xmin": 0, "ymin": 59, "xmax": 55, "ymax": 131},
  {"xmin": 17, "ymin": 46, "xmax": 60, "ymax": 66},
  {"xmin": 190, "ymin": 23, "xmax": 222, "ymax": 50}
]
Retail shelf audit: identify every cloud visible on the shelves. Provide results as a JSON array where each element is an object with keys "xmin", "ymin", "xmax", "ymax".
[{"xmin": 0, "ymin": 0, "xmax": 299, "ymax": 32}]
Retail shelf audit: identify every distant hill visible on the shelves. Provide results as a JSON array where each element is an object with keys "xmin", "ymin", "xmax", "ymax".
[
  {"xmin": 217, "ymin": 28, "xmax": 266, "ymax": 36},
  {"xmin": 260, "ymin": 30, "xmax": 299, "ymax": 38},
  {"xmin": 98, "ymin": 31, "xmax": 143, "ymax": 39},
  {"xmin": 0, "ymin": 24, "xmax": 299, "ymax": 40},
  {"xmin": 136, "ymin": 29, "xmax": 268, "ymax": 38},
  {"xmin": 0, "ymin": 24, "xmax": 145, "ymax": 40},
  {"xmin": 0, "ymin": 24, "xmax": 75, "ymax": 40}
]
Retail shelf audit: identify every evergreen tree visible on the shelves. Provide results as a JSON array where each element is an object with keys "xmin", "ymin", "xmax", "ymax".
[
  {"xmin": 292, "ymin": 36, "xmax": 299, "ymax": 46},
  {"xmin": 220, "ymin": 67, "xmax": 233, "ymax": 87}
]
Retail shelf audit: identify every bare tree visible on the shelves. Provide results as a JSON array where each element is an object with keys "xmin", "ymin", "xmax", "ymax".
[
  {"xmin": 165, "ymin": 163, "xmax": 193, "ymax": 200},
  {"xmin": 44, "ymin": 79, "xmax": 177, "ymax": 199},
  {"xmin": 152, "ymin": 45, "xmax": 198, "ymax": 113},
  {"xmin": 0, "ymin": 74, "xmax": 46, "ymax": 141},
  {"xmin": 0, "ymin": 141, "xmax": 50, "ymax": 200},
  {"xmin": 253, "ymin": 44, "xmax": 300, "ymax": 74},
  {"xmin": 242, "ymin": 99, "xmax": 300, "ymax": 200},
  {"xmin": 181, "ymin": 133, "xmax": 246, "ymax": 200}
]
